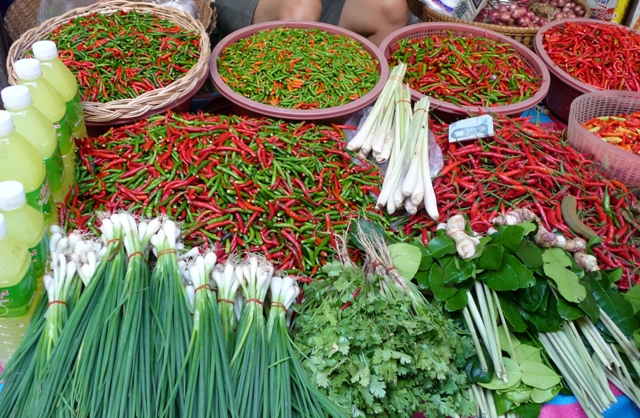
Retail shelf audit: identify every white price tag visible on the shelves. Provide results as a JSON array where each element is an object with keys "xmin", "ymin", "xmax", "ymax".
[{"xmin": 448, "ymin": 115, "xmax": 495, "ymax": 143}]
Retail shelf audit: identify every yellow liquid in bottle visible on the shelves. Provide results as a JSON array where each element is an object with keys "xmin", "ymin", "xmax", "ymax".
[
  {"xmin": 0, "ymin": 128, "xmax": 58, "ymax": 226},
  {"xmin": 0, "ymin": 227, "xmax": 40, "ymax": 366}
]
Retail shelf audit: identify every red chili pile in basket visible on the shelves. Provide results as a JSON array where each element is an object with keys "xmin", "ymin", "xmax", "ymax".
[
  {"xmin": 63, "ymin": 111, "xmax": 402, "ymax": 275},
  {"xmin": 402, "ymin": 116, "xmax": 640, "ymax": 289},
  {"xmin": 542, "ymin": 22, "xmax": 640, "ymax": 91}
]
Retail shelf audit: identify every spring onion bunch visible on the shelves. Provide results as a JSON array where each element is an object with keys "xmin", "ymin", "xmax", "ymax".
[
  {"xmin": 177, "ymin": 252, "xmax": 238, "ymax": 417},
  {"xmin": 107, "ymin": 214, "xmax": 161, "ymax": 418},
  {"xmin": 150, "ymin": 220, "xmax": 193, "ymax": 418},
  {"xmin": 231, "ymin": 256, "xmax": 272, "ymax": 417},
  {"xmin": 267, "ymin": 276, "xmax": 347, "ymax": 418},
  {"xmin": 69, "ymin": 216, "xmax": 127, "ymax": 418},
  {"xmin": 212, "ymin": 261, "xmax": 241, "ymax": 358}
]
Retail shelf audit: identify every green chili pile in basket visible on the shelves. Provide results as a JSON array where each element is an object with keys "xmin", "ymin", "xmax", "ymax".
[
  {"xmin": 216, "ymin": 26, "xmax": 380, "ymax": 109},
  {"xmin": 388, "ymin": 33, "xmax": 542, "ymax": 107},
  {"xmin": 47, "ymin": 10, "xmax": 200, "ymax": 102}
]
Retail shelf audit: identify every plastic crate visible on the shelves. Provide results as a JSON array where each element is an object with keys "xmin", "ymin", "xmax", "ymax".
[{"xmin": 567, "ymin": 91, "xmax": 640, "ymax": 192}]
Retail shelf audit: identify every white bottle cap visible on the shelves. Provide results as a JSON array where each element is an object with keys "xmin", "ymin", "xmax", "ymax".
[
  {"xmin": 0, "ymin": 213, "xmax": 6, "ymax": 240},
  {"xmin": 14, "ymin": 59, "xmax": 42, "ymax": 80},
  {"xmin": 0, "ymin": 181, "xmax": 26, "ymax": 210},
  {"xmin": 0, "ymin": 111, "xmax": 15, "ymax": 136},
  {"xmin": 1, "ymin": 85, "xmax": 32, "ymax": 109},
  {"xmin": 32, "ymin": 40, "xmax": 59, "ymax": 61}
]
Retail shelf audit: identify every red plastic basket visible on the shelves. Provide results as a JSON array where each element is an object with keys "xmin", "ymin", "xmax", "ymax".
[
  {"xmin": 209, "ymin": 21, "xmax": 389, "ymax": 124},
  {"xmin": 567, "ymin": 91, "xmax": 640, "ymax": 194},
  {"xmin": 533, "ymin": 18, "xmax": 630, "ymax": 122},
  {"xmin": 378, "ymin": 22, "xmax": 550, "ymax": 121}
]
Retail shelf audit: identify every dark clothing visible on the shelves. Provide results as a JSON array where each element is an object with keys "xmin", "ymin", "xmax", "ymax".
[{"xmin": 215, "ymin": 0, "xmax": 346, "ymax": 35}]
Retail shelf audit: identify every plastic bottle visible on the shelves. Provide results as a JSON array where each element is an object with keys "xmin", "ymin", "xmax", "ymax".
[
  {"xmin": 13, "ymin": 58, "xmax": 75, "ymax": 193},
  {"xmin": 1, "ymin": 85, "xmax": 68, "ymax": 203},
  {"xmin": 0, "ymin": 111, "xmax": 57, "ymax": 226},
  {"xmin": 32, "ymin": 41, "xmax": 88, "ymax": 141},
  {"xmin": 0, "ymin": 181, "xmax": 49, "ymax": 279},
  {"xmin": 0, "ymin": 213, "xmax": 41, "ymax": 365}
]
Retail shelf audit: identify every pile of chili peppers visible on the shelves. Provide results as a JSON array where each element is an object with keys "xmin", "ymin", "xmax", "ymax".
[
  {"xmin": 216, "ymin": 27, "xmax": 380, "ymax": 109},
  {"xmin": 402, "ymin": 116, "xmax": 640, "ymax": 289},
  {"xmin": 582, "ymin": 112, "xmax": 640, "ymax": 155},
  {"xmin": 48, "ymin": 10, "xmax": 200, "ymax": 102},
  {"xmin": 62, "ymin": 112, "xmax": 403, "ymax": 275},
  {"xmin": 387, "ymin": 33, "xmax": 542, "ymax": 107},
  {"xmin": 542, "ymin": 22, "xmax": 640, "ymax": 91}
]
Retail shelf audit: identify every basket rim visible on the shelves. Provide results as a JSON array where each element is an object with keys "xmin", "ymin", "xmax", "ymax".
[
  {"xmin": 209, "ymin": 21, "xmax": 389, "ymax": 121},
  {"xmin": 378, "ymin": 22, "xmax": 551, "ymax": 117},
  {"xmin": 533, "ymin": 18, "xmax": 626, "ymax": 96},
  {"xmin": 420, "ymin": 0, "xmax": 592, "ymax": 35},
  {"xmin": 6, "ymin": 0, "xmax": 211, "ymax": 123}
]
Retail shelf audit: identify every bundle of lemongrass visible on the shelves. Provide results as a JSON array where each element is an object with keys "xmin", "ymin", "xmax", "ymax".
[
  {"xmin": 0, "ymin": 212, "xmax": 346, "ymax": 418},
  {"xmin": 347, "ymin": 64, "xmax": 438, "ymax": 219}
]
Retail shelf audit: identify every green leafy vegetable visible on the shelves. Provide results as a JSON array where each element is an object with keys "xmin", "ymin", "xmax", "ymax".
[{"xmin": 388, "ymin": 243, "xmax": 422, "ymax": 280}]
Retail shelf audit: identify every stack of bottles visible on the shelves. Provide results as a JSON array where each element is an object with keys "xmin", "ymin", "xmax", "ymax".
[{"xmin": 0, "ymin": 40, "xmax": 87, "ymax": 365}]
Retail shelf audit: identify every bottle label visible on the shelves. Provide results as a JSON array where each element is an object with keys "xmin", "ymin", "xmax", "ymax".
[
  {"xmin": 54, "ymin": 112, "xmax": 73, "ymax": 155},
  {"xmin": 25, "ymin": 177, "xmax": 53, "ymax": 219},
  {"xmin": 29, "ymin": 233, "xmax": 50, "ymax": 278},
  {"xmin": 66, "ymin": 93, "xmax": 85, "ymax": 131},
  {"xmin": 43, "ymin": 143, "xmax": 65, "ymax": 192},
  {"xmin": 0, "ymin": 262, "xmax": 36, "ymax": 318}
]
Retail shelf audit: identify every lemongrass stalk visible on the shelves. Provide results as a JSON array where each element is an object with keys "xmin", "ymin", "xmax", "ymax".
[
  {"xmin": 378, "ymin": 84, "xmax": 412, "ymax": 211},
  {"xmin": 577, "ymin": 317, "xmax": 618, "ymax": 369},
  {"xmin": 463, "ymin": 307, "xmax": 488, "ymax": 371},
  {"xmin": 566, "ymin": 321, "xmax": 611, "ymax": 397},
  {"xmin": 416, "ymin": 96, "xmax": 438, "ymax": 219},
  {"xmin": 465, "ymin": 290, "xmax": 491, "ymax": 354},
  {"xmin": 485, "ymin": 387, "xmax": 498, "ymax": 418},
  {"xmin": 482, "ymin": 284, "xmax": 505, "ymax": 380},
  {"xmin": 474, "ymin": 282, "xmax": 503, "ymax": 379},
  {"xmin": 391, "ymin": 85, "xmax": 414, "ymax": 208},
  {"xmin": 410, "ymin": 161, "xmax": 425, "ymax": 206},
  {"xmin": 598, "ymin": 309, "xmax": 640, "ymax": 378},
  {"xmin": 539, "ymin": 333, "xmax": 604, "ymax": 418},
  {"xmin": 372, "ymin": 97, "xmax": 397, "ymax": 161},
  {"xmin": 402, "ymin": 101, "xmax": 427, "ymax": 198},
  {"xmin": 492, "ymin": 290, "xmax": 516, "ymax": 362},
  {"xmin": 347, "ymin": 64, "xmax": 406, "ymax": 153}
]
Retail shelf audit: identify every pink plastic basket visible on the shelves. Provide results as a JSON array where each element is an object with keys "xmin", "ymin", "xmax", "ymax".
[
  {"xmin": 534, "ymin": 18, "xmax": 629, "ymax": 122},
  {"xmin": 209, "ymin": 21, "xmax": 389, "ymax": 123},
  {"xmin": 567, "ymin": 91, "xmax": 640, "ymax": 193},
  {"xmin": 378, "ymin": 22, "xmax": 550, "ymax": 121}
]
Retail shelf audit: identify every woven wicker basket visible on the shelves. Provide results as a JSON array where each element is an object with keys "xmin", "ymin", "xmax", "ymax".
[
  {"xmin": 407, "ymin": 0, "xmax": 591, "ymax": 49},
  {"xmin": 6, "ymin": 1, "xmax": 211, "ymax": 123},
  {"xmin": 4, "ymin": 0, "xmax": 216, "ymax": 42}
]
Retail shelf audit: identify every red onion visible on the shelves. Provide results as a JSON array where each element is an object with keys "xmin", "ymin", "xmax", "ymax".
[
  {"xmin": 575, "ymin": 6, "xmax": 585, "ymax": 15},
  {"xmin": 497, "ymin": 4, "xmax": 508, "ymax": 13},
  {"xmin": 554, "ymin": 11, "xmax": 566, "ymax": 19},
  {"xmin": 507, "ymin": 3, "xmax": 517, "ymax": 11},
  {"xmin": 566, "ymin": 12, "xmax": 576, "ymax": 17},
  {"xmin": 526, "ymin": 11, "xmax": 536, "ymax": 18},
  {"xmin": 511, "ymin": 7, "xmax": 527, "ymax": 18},
  {"xmin": 498, "ymin": 12, "xmax": 512, "ymax": 22},
  {"xmin": 517, "ymin": 16, "xmax": 531, "ymax": 25}
]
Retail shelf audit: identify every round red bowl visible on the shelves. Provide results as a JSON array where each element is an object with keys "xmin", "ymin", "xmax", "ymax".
[
  {"xmin": 209, "ymin": 21, "xmax": 389, "ymax": 123},
  {"xmin": 379, "ymin": 22, "xmax": 551, "ymax": 121},
  {"xmin": 533, "ymin": 18, "xmax": 639, "ymax": 121}
]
